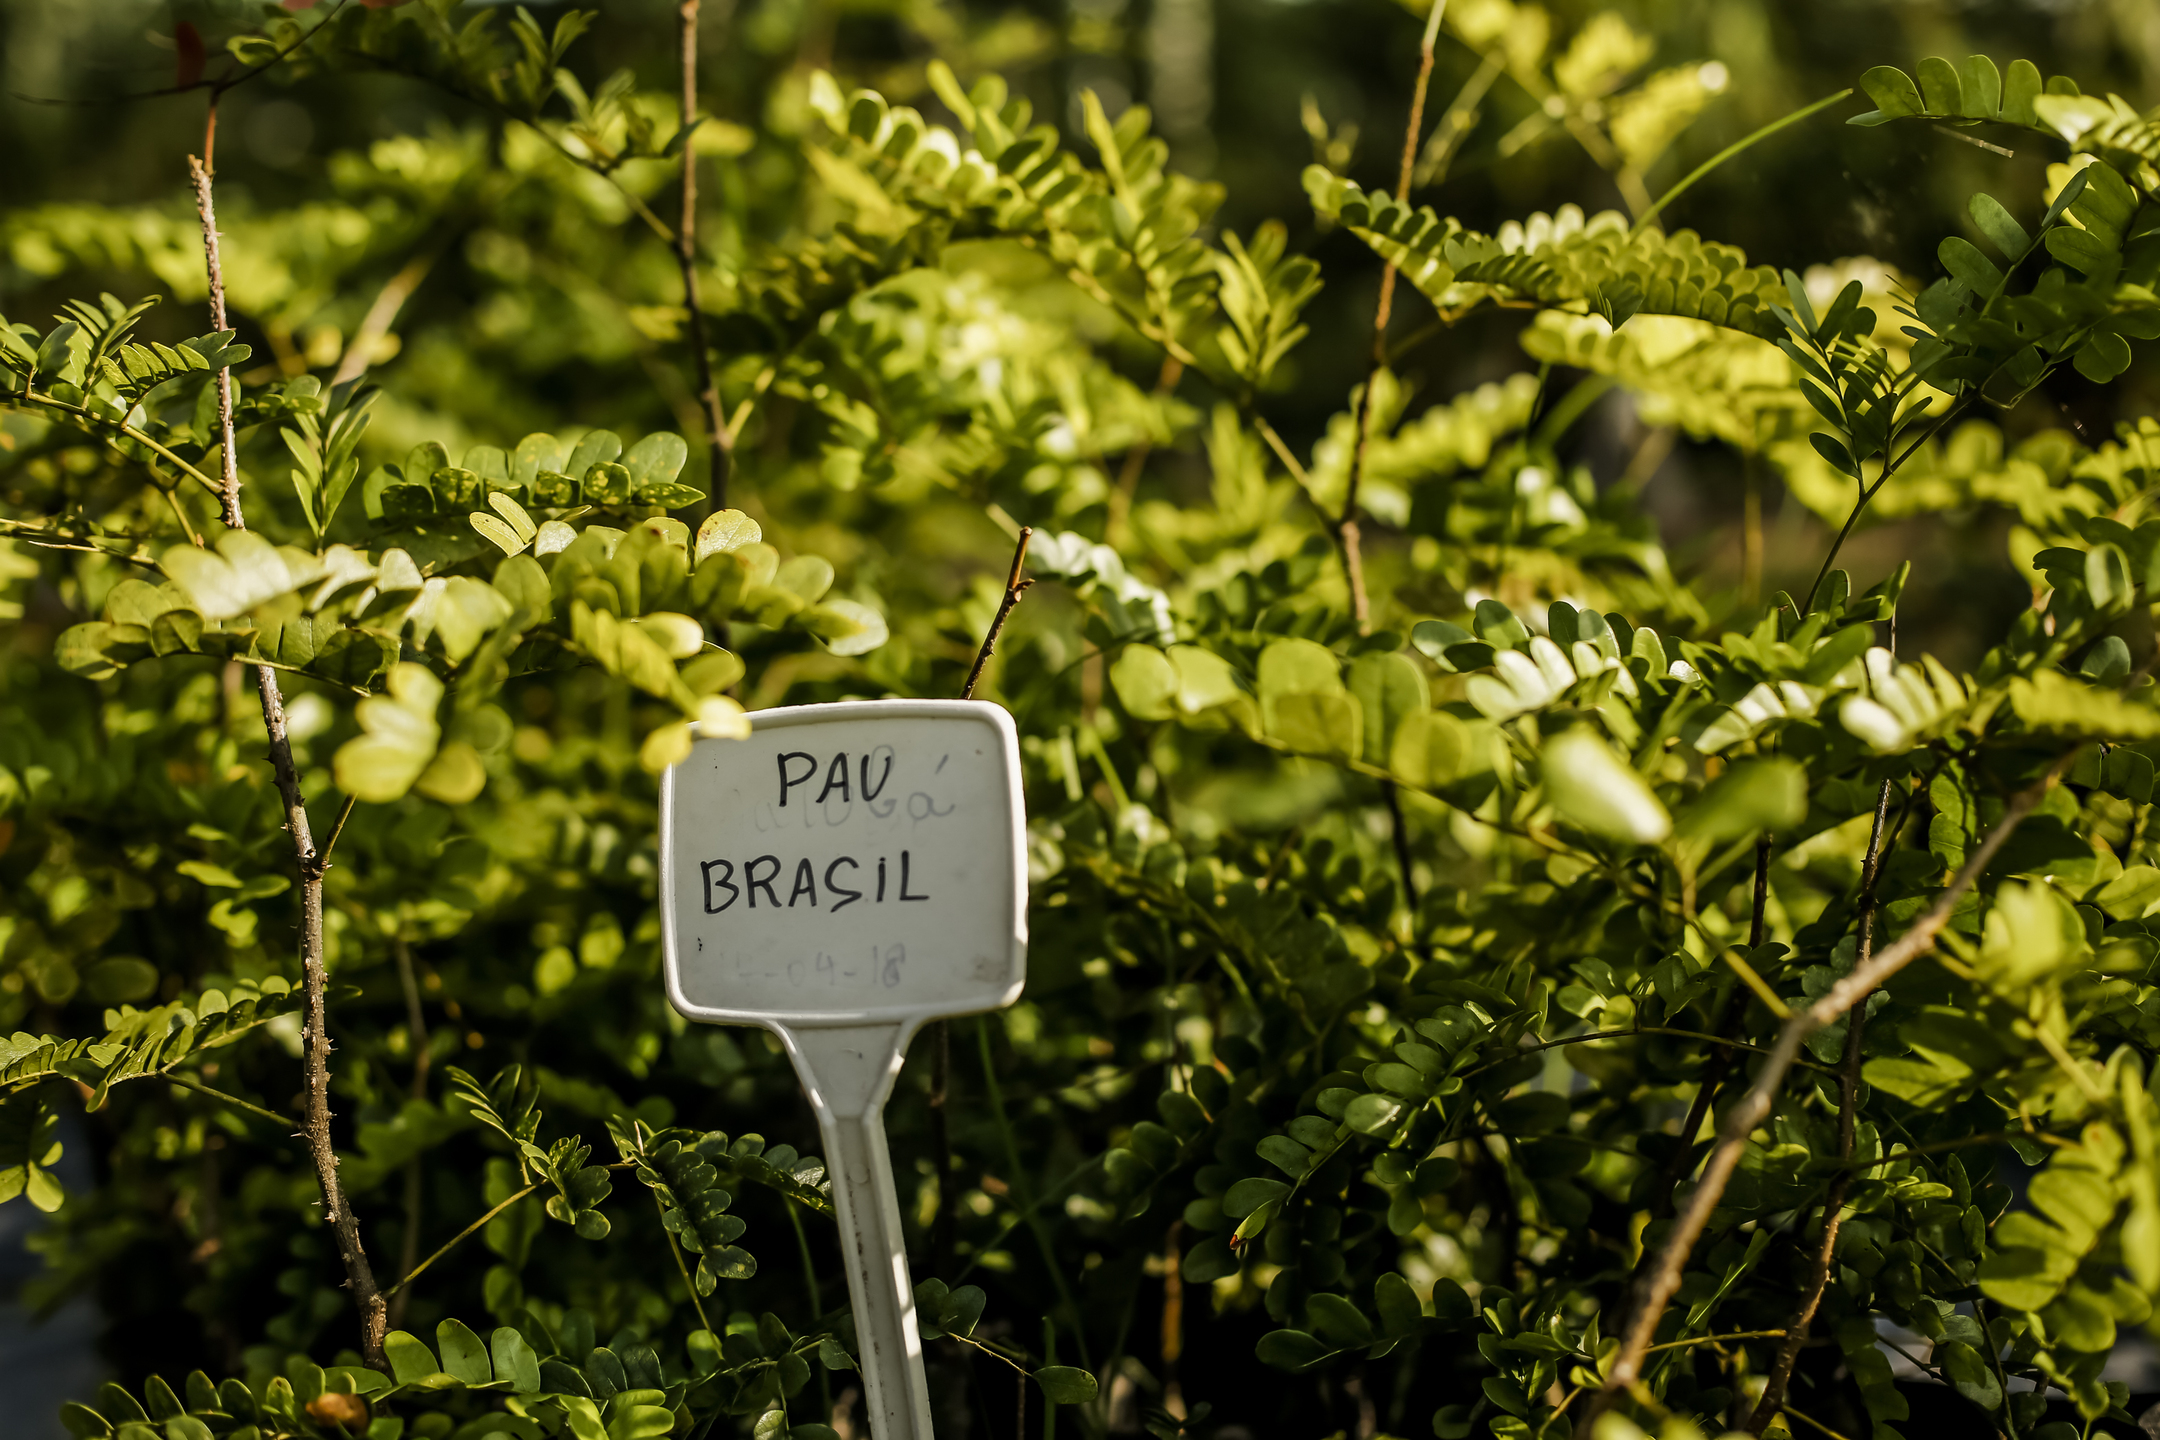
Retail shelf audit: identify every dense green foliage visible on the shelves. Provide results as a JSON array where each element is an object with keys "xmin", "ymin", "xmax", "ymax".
[{"xmin": 20, "ymin": 2, "xmax": 2160, "ymax": 1440}]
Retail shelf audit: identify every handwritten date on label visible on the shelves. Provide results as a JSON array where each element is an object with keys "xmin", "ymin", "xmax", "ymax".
[{"xmin": 660, "ymin": 702, "xmax": 1027, "ymax": 1026}]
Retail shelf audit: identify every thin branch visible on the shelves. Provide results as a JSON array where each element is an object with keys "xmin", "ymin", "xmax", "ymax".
[
  {"xmin": 11, "ymin": 0, "xmax": 348, "ymax": 107},
  {"xmin": 1648, "ymin": 839, "xmax": 1770, "ymax": 1227},
  {"xmin": 159, "ymin": 1071, "xmax": 294, "ymax": 1129},
  {"xmin": 1591, "ymin": 749, "xmax": 2080, "ymax": 1422},
  {"xmin": 674, "ymin": 0, "xmax": 732, "ymax": 508},
  {"xmin": 11, "ymin": 390, "xmax": 226, "ymax": 498},
  {"xmin": 389, "ymin": 934, "xmax": 430, "ymax": 1332},
  {"xmin": 961, "ymin": 528, "xmax": 1035, "ymax": 699},
  {"xmin": 929, "ymin": 1015, "xmax": 955, "ymax": 1280},
  {"xmin": 977, "ymin": 1016, "xmax": 1090, "ymax": 1369},
  {"xmin": 1933, "ymin": 124, "xmax": 2016, "ymax": 158},
  {"xmin": 1780, "ymin": 1405, "xmax": 1861, "ymax": 1440},
  {"xmin": 1337, "ymin": 0, "xmax": 1448, "ymax": 633},
  {"xmin": 1748, "ymin": 777, "xmax": 1895, "ymax": 1433},
  {"xmin": 1835, "ymin": 1131, "xmax": 2060, "ymax": 1170},
  {"xmin": 191, "ymin": 105, "xmax": 386, "ymax": 1368},
  {"xmin": 1413, "ymin": 49, "xmax": 1502, "ymax": 188},
  {"xmin": 1383, "ymin": 780, "xmax": 1419, "ymax": 915},
  {"xmin": 384, "ymin": 1184, "xmax": 538, "ymax": 1298},
  {"xmin": 1644, "ymin": 1329, "xmax": 1787, "ymax": 1355},
  {"xmin": 188, "ymin": 143, "xmax": 241, "ymax": 530},
  {"xmin": 656, "ymin": 1190, "xmax": 718, "ymax": 1335},
  {"xmin": 317, "ymin": 793, "xmax": 359, "ymax": 872},
  {"xmin": 332, "ymin": 251, "xmax": 436, "ymax": 387},
  {"xmin": 1631, "ymin": 90, "xmax": 1854, "ymax": 232},
  {"xmin": 1803, "ymin": 398, "xmax": 1967, "ymax": 614}
]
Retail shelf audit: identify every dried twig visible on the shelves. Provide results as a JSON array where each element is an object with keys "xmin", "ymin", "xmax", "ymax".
[
  {"xmin": 1747, "ymin": 778, "xmax": 1897, "ymax": 1432},
  {"xmin": 961, "ymin": 528, "xmax": 1035, "ymax": 700},
  {"xmin": 1590, "ymin": 751, "xmax": 2080, "ymax": 1422},
  {"xmin": 190, "ymin": 100, "xmax": 387, "ymax": 1369},
  {"xmin": 675, "ymin": 0, "xmax": 731, "ymax": 507}
]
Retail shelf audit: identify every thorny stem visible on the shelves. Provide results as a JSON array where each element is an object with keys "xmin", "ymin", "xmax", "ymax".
[
  {"xmin": 961, "ymin": 528, "xmax": 1035, "ymax": 700},
  {"xmin": 675, "ymin": 0, "xmax": 732, "ymax": 508},
  {"xmin": 1748, "ymin": 777, "xmax": 1896, "ymax": 1433},
  {"xmin": 1590, "ymin": 750, "xmax": 2080, "ymax": 1423},
  {"xmin": 188, "ymin": 118, "xmax": 240, "ymax": 530},
  {"xmin": 191, "ymin": 104, "xmax": 387, "ymax": 1368},
  {"xmin": 389, "ymin": 935, "xmax": 430, "ymax": 1332}
]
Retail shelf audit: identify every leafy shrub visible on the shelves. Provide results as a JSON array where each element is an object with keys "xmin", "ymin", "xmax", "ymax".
[{"xmin": 8, "ymin": 4, "xmax": 2160, "ymax": 1440}]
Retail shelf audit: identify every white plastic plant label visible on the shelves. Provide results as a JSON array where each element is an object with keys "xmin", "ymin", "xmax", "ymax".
[
  {"xmin": 659, "ymin": 698, "xmax": 1029, "ymax": 1440},
  {"xmin": 661, "ymin": 698, "xmax": 1027, "ymax": 1027}
]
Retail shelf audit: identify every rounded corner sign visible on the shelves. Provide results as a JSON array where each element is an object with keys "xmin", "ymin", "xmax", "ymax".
[{"xmin": 659, "ymin": 699, "xmax": 1029, "ymax": 1029}]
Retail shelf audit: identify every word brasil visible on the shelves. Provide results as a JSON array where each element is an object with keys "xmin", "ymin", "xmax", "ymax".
[{"xmin": 698, "ymin": 851, "xmax": 929, "ymax": 913}]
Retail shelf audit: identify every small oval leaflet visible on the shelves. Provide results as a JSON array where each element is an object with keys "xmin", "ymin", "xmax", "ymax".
[{"xmin": 659, "ymin": 699, "xmax": 1029, "ymax": 1440}]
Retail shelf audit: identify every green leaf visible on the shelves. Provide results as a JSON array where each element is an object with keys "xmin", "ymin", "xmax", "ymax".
[
  {"xmin": 798, "ymin": 598, "xmax": 888, "ymax": 657},
  {"xmin": 1032, "ymin": 1366, "xmax": 1098, "ymax": 1404},
  {"xmin": 1348, "ymin": 652, "xmax": 1427, "ymax": 768},
  {"xmin": 1675, "ymin": 758, "xmax": 1806, "ymax": 843},
  {"xmin": 491, "ymin": 1326, "xmax": 541, "ymax": 1392},
  {"xmin": 1343, "ymin": 1093, "xmax": 1404, "ymax": 1136},
  {"xmin": 622, "ymin": 432, "xmax": 690, "ymax": 487},
  {"xmin": 696, "ymin": 508, "xmax": 763, "ymax": 560},
  {"xmin": 1255, "ymin": 1135, "xmax": 1312, "ymax": 1177},
  {"xmin": 1182, "ymin": 1235, "xmax": 1238, "ymax": 1283},
  {"xmin": 1977, "ymin": 1246, "xmax": 2075, "ymax": 1311},
  {"xmin": 1857, "ymin": 65, "xmax": 1924, "ymax": 119},
  {"xmin": 1374, "ymin": 1271, "xmax": 1422, "ymax": 1337},
  {"xmin": 333, "ymin": 663, "xmax": 444, "ymax": 803},
  {"xmin": 382, "ymin": 1330, "xmax": 439, "ymax": 1387},
  {"xmin": 1940, "ymin": 236, "xmax": 2004, "ymax": 294},
  {"xmin": 1223, "ymin": 1177, "xmax": 1289, "ymax": 1217},
  {"xmin": 1255, "ymin": 1329, "xmax": 1333, "ymax": 1372},
  {"xmin": 1969, "ymin": 193, "xmax": 2031, "ymax": 258},
  {"xmin": 1541, "ymin": 728, "xmax": 1671, "ymax": 843},
  {"xmin": 1111, "ymin": 644, "xmax": 1178, "ymax": 720},
  {"xmin": 1305, "ymin": 1293, "xmax": 1373, "ymax": 1348}
]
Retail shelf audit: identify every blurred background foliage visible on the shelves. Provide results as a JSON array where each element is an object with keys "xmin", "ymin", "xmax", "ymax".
[
  {"xmin": 12, "ymin": 0, "xmax": 2160, "ymax": 664},
  {"xmin": 12, "ymin": 1, "xmax": 2160, "ymax": 1438},
  {"xmin": 0, "ymin": 0, "xmax": 2143, "ymax": 642}
]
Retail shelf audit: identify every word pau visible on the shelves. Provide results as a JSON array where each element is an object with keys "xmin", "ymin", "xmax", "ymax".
[{"xmin": 774, "ymin": 748, "xmax": 894, "ymax": 808}]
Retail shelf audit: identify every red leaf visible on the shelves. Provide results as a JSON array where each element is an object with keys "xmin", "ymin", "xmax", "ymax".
[{"xmin": 174, "ymin": 21, "xmax": 205, "ymax": 89}]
